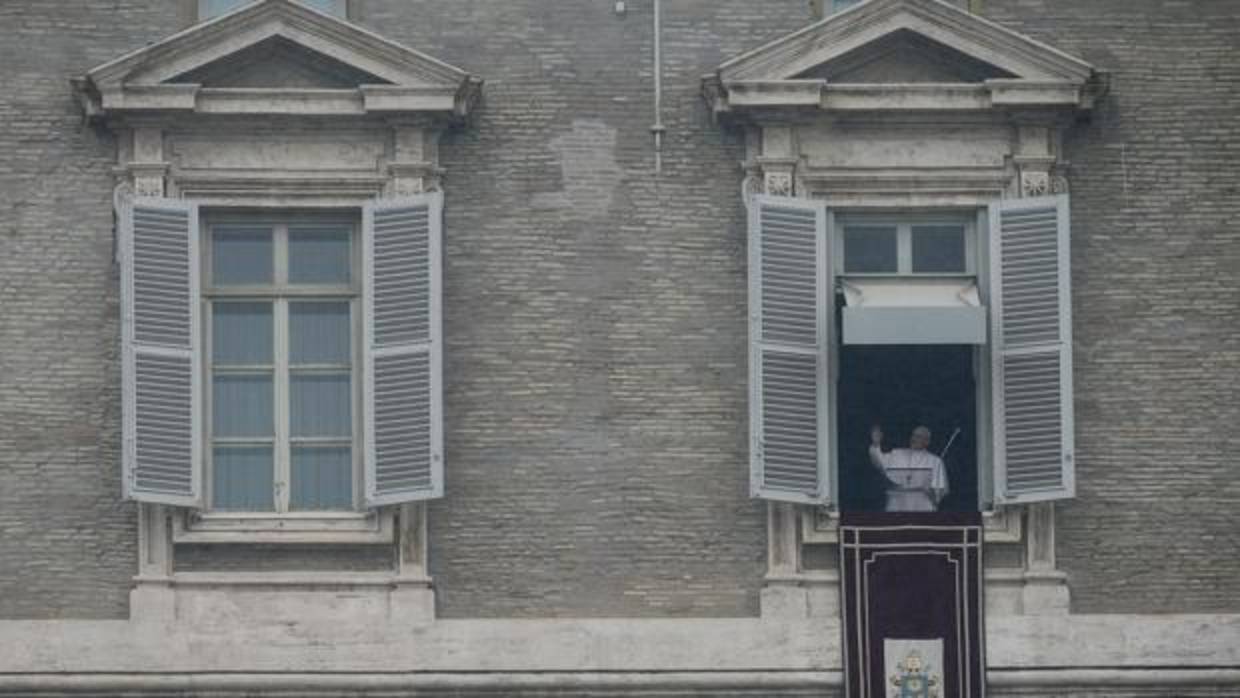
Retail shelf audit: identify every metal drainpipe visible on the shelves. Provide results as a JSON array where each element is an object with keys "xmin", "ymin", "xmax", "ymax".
[{"xmin": 651, "ymin": 0, "xmax": 665, "ymax": 175}]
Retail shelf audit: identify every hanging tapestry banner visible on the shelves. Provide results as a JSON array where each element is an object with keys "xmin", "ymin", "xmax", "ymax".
[{"xmin": 839, "ymin": 512, "xmax": 985, "ymax": 698}]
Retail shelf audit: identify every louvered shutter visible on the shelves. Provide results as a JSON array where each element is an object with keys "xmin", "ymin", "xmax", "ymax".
[
  {"xmin": 119, "ymin": 196, "xmax": 202, "ymax": 506},
  {"xmin": 363, "ymin": 193, "xmax": 444, "ymax": 506},
  {"xmin": 749, "ymin": 195, "xmax": 831, "ymax": 504},
  {"xmin": 989, "ymin": 194, "xmax": 1075, "ymax": 503}
]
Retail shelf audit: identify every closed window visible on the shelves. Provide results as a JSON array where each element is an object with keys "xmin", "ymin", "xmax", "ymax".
[
  {"xmin": 118, "ymin": 195, "xmax": 445, "ymax": 513},
  {"xmin": 204, "ymin": 217, "xmax": 359, "ymax": 512}
]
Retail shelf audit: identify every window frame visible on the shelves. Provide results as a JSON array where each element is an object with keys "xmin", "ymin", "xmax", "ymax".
[
  {"xmin": 835, "ymin": 213, "xmax": 978, "ymax": 277},
  {"xmin": 827, "ymin": 207, "xmax": 994, "ymax": 514},
  {"xmin": 197, "ymin": 210, "xmax": 367, "ymax": 518}
]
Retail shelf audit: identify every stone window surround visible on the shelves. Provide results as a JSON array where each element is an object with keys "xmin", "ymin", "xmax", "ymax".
[
  {"xmin": 71, "ymin": 0, "xmax": 480, "ymax": 624},
  {"xmin": 113, "ymin": 118, "xmax": 443, "ymax": 620},
  {"xmin": 702, "ymin": 0, "xmax": 1105, "ymax": 619},
  {"xmin": 750, "ymin": 119, "xmax": 1075, "ymax": 618},
  {"xmin": 746, "ymin": 116, "xmax": 1078, "ymax": 620},
  {"xmin": 107, "ymin": 113, "xmax": 449, "ymax": 542},
  {"xmin": 115, "ymin": 123, "xmax": 438, "ymax": 602}
]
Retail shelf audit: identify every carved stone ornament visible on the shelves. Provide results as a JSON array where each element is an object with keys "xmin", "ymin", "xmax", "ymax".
[
  {"xmin": 133, "ymin": 175, "xmax": 165, "ymax": 198},
  {"xmin": 764, "ymin": 171, "xmax": 794, "ymax": 197},
  {"xmin": 392, "ymin": 177, "xmax": 425, "ymax": 198},
  {"xmin": 112, "ymin": 181, "xmax": 134, "ymax": 212},
  {"xmin": 742, "ymin": 171, "xmax": 764, "ymax": 202},
  {"xmin": 1020, "ymin": 170, "xmax": 1051, "ymax": 198}
]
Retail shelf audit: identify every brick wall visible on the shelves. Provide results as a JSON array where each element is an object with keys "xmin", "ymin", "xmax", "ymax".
[
  {"xmin": 0, "ymin": 2, "xmax": 187, "ymax": 619},
  {"xmin": 0, "ymin": 0, "xmax": 1236, "ymax": 620},
  {"xmin": 355, "ymin": 0, "xmax": 812, "ymax": 618},
  {"xmin": 980, "ymin": 0, "xmax": 1240, "ymax": 613}
]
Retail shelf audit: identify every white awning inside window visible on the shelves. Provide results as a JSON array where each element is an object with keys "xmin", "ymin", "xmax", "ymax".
[{"xmin": 841, "ymin": 278, "xmax": 986, "ymax": 345}]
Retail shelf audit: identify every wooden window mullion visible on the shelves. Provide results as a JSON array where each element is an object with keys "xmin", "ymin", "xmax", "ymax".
[{"xmin": 273, "ymin": 225, "xmax": 291, "ymax": 513}]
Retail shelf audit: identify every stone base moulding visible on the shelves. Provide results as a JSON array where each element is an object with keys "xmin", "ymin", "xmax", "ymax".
[
  {"xmin": 130, "ymin": 572, "xmax": 436, "ymax": 627},
  {"xmin": 1, "ymin": 615, "xmax": 1238, "ymax": 695}
]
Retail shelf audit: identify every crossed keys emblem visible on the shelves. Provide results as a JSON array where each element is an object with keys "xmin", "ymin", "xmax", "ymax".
[{"xmin": 889, "ymin": 650, "xmax": 940, "ymax": 698}]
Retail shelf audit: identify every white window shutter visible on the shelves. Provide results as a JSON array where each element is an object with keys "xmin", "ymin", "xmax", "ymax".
[
  {"xmin": 989, "ymin": 194, "xmax": 1075, "ymax": 503},
  {"xmin": 119, "ymin": 196, "xmax": 202, "ymax": 506},
  {"xmin": 749, "ymin": 195, "xmax": 831, "ymax": 504},
  {"xmin": 363, "ymin": 192, "xmax": 444, "ymax": 506}
]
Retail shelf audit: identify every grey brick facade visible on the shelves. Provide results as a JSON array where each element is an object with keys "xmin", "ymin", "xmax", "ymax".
[
  {"xmin": 0, "ymin": 0, "xmax": 1236, "ymax": 633},
  {"xmin": 981, "ymin": 0, "xmax": 1240, "ymax": 613}
]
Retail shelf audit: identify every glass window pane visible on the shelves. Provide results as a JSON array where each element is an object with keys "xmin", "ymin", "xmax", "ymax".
[
  {"xmin": 213, "ymin": 373, "xmax": 273, "ymax": 437},
  {"xmin": 212, "ymin": 226, "xmax": 272, "ymax": 285},
  {"xmin": 212, "ymin": 446, "xmax": 274, "ymax": 511},
  {"xmin": 912, "ymin": 225, "xmax": 967, "ymax": 273},
  {"xmin": 290, "ymin": 372, "xmax": 351, "ymax": 437},
  {"xmin": 288, "ymin": 227, "xmax": 350, "ymax": 284},
  {"xmin": 289, "ymin": 302, "xmax": 351, "ymax": 365},
  {"xmin": 844, "ymin": 225, "xmax": 898, "ymax": 273},
  {"xmin": 212, "ymin": 302, "xmax": 272, "ymax": 365},
  {"xmin": 291, "ymin": 446, "xmax": 353, "ymax": 510}
]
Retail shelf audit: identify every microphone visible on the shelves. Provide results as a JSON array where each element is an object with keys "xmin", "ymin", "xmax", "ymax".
[{"xmin": 939, "ymin": 427, "xmax": 962, "ymax": 460}]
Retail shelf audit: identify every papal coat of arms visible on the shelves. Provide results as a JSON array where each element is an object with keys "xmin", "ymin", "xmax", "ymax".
[{"xmin": 889, "ymin": 650, "xmax": 940, "ymax": 698}]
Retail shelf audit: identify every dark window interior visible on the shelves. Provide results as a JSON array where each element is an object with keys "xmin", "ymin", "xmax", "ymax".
[{"xmin": 837, "ymin": 343, "xmax": 978, "ymax": 512}]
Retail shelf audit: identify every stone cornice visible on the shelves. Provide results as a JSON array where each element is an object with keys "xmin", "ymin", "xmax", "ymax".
[
  {"xmin": 704, "ymin": 0, "xmax": 1104, "ymax": 119},
  {"xmin": 718, "ymin": 0, "xmax": 1094, "ymax": 83},
  {"xmin": 709, "ymin": 79, "xmax": 1091, "ymax": 116}
]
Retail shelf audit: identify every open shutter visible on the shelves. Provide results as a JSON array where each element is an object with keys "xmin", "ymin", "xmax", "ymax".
[
  {"xmin": 363, "ymin": 192, "xmax": 444, "ymax": 506},
  {"xmin": 749, "ymin": 195, "xmax": 831, "ymax": 504},
  {"xmin": 119, "ymin": 196, "xmax": 202, "ymax": 506},
  {"xmin": 989, "ymin": 194, "xmax": 1075, "ymax": 503}
]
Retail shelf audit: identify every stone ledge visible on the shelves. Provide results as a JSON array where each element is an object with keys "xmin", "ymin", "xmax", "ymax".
[
  {"xmin": 1, "ymin": 615, "xmax": 1236, "ymax": 675},
  {"xmin": 2, "ymin": 668, "xmax": 1238, "ymax": 697}
]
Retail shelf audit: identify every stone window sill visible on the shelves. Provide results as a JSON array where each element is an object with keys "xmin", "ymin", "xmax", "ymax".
[
  {"xmin": 172, "ymin": 509, "xmax": 395, "ymax": 544},
  {"xmin": 801, "ymin": 505, "xmax": 1022, "ymax": 544}
]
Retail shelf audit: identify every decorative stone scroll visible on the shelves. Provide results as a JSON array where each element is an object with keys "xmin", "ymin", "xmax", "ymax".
[
  {"xmin": 764, "ymin": 170, "xmax": 794, "ymax": 197},
  {"xmin": 1020, "ymin": 170, "xmax": 1051, "ymax": 198}
]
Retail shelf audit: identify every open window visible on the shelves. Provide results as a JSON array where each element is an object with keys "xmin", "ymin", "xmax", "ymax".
[
  {"xmin": 832, "ymin": 212, "xmax": 985, "ymax": 511},
  {"xmin": 746, "ymin": 194, "xmax": 1075, "ymax": 510},
  {"xmin": 711, "ymin": 0, "xmax": 1099, "ymax": 517}
]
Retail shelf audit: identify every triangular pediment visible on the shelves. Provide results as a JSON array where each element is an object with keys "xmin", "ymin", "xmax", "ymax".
[
  {"xmin": 719, "ymin": 0, "xmax": 1094, "ymax": 84},
  {"xmin": 77, "ymin": 0, "xmax": 481, "ymax": 118},
  {"xmin": 795, "ymin": 29, "xmax": 1017, "ymax": 84},
  {"xmin": 705, "ymin": 0, "xmax": 1101, "ymax": 116},
  {"xmin": 169, "ymin": 36, "xmax": 391, "ymax": 89}
]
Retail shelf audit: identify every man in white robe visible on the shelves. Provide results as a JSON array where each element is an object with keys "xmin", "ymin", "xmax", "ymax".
[{"xmin": 869, "ymin": 425, "xmax": 948, "ymax": 512}]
